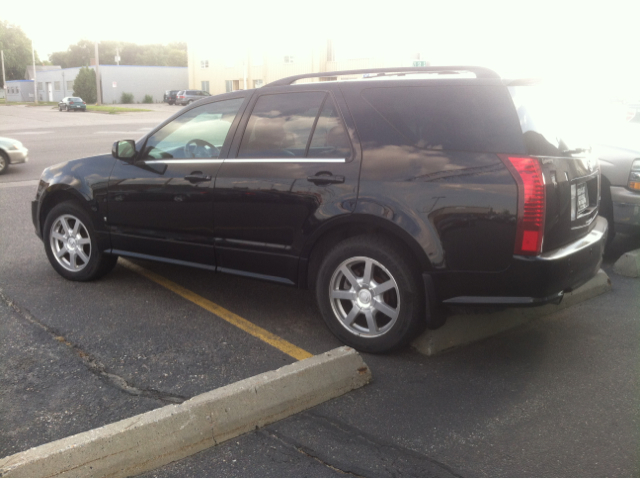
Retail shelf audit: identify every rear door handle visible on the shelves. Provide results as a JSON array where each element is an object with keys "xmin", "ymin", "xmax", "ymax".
[
  {"xmin": 307, "ymin": 174, "xmax": 345, "ymax": 185},
  {"xmin": 184, "ymin": 172, "xmax": 212, "ymax": 183}
]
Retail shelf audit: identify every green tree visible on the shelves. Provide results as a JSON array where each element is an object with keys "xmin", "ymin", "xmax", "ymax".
[
  {"xmin": 73, "ymin": 66, "xmax": 96, "ymax": 103},
  {"xmin": 48, "ymin": 40, "xmax": 187, "ymax": 68},
  {"xmin": 0, "ymin": 21, "xmax": 42, "ymax": 80}
]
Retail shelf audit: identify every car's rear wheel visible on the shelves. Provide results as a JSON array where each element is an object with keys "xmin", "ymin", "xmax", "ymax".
[
  {"xmin": 315, "ymin": 235, "xmax": 426, "ymax": 353},
  {"xmin": 0, "ymin": 151, "xmax": 8, "ymax": 175},
  {"xmin": 44, "ymin": 201, "xmax": 118, "ymax": 281}
]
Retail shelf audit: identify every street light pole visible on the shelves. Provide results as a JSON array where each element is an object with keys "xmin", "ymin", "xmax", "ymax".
[
  {"xmin": 94, "ymin": 42, "xmax": 102, "ymax": 105},
  {"xmin": 1, "ymin": 50, "xmax": 6, "ymax": 104},
  {"xmin": 32, "ymin": 40, "xmax": 37, "ymax": 104}
]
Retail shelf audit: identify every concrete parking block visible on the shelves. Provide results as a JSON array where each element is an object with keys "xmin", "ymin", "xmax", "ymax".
[
  {"xmin": 412, "ymin": 269, "xmax": 612, "ymax": 356},
  {"xmin": 613, "ymin": 249, "xmax": 640, "ymax": 278},
  {"xmin": 0, "ymin": 347, "xmax": 371, "ymax": 478}
]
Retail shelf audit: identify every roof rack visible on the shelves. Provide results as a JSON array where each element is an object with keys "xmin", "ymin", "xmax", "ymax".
[{"xmin": 265, "ymin": 66, "xmax": 500, "ymax": 87}]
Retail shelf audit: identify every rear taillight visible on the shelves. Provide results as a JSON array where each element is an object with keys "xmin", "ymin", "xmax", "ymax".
[
  {"xmin": 69, "ymin": 101, "xmax": 73, "ymax": 104},
  {"xmin": 499, "ymin": 155, "xmax": 546, "ymax": 256},
  {"xmin": 629, "ymin": 159, "xmax": 640, "ymax": 191}
]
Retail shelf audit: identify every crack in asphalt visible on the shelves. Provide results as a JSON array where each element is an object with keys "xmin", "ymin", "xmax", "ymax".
[
  {"xmin": 0, "ymin": 288, "xmax": 188, "ymax": 405},
  {"xmin": 264, "ymin": 411, "xmax": 462, "ymax": 478}
]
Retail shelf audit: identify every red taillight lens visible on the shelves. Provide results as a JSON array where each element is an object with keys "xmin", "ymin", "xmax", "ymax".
[
  {"xmin": 499, "ymin": 155, "xmax": 546, "ymax": 256},
  {"xmin": 69, "ymin": 101, "xmax": 73, "ymax": 104}
]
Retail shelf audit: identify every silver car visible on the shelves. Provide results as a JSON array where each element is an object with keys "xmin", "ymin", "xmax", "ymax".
[
  {"xmin": 594, "ymin": 123, "xmax": 640, "ymax": 243},
  {"xmin": 0, "ymin": 137, "xmax": 28, "ymax": 175},
  {"xmin": 175, "ymin": 90, "xmax": 211, "ymax": 106}
]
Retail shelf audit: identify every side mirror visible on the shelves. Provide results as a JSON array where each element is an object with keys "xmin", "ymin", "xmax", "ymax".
[{"xmin": 112, "ymin": 140, "xmax": 136, "ymax": 161}]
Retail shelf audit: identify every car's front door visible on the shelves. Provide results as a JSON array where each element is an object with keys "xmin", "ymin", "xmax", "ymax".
[
  {"xmin": 213, "ymin": 88, "xmax": 360, "ymax": 284},
  {"xmin": 106, "ymin": 96, "xmax": 247, "ymax": 267}
]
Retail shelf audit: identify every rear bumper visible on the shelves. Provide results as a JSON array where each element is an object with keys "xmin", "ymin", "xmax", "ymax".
[
  {"xmin": 435, "ymin": 216, "xmax": 608, "ymax": 306},
  {"xmin": 8, "ymin": 146, "xmax": 28, "ymax": 164}
]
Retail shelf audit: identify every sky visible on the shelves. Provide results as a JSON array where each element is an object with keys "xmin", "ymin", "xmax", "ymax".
[{"xmin": 3, "ymin": 0, "xmax": 640, "ymax": 98}]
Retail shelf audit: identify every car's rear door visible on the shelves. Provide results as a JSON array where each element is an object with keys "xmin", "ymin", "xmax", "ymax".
[{"xmin": 213, "ymin": 85, "xmax": 361, "ymax": 284}]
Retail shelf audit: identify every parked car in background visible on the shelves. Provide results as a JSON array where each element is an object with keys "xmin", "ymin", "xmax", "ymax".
[
  {"xmin": 0, "ymin": 137, "xmax": 28, "ymax": 175},
  {"xmin": 31, "ymin": 67, "xmax": 607, "ymax": 353},
  {"xmin": 163, "ymin": 90, "xmax": 180, "ymax": 105},
  {"xmin": 58, "ymin": 97, "xmax": 86, "ymax": 112},
  {"xmin": 175, "ymin": 90, "xmax": 210, "ymax": 106},
  {"xmin": 593, "ymin": 123, "xmax": 640, "ymax": 244}
]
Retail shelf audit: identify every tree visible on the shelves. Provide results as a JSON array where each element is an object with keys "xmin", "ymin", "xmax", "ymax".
[
  {"xmin": 48, "ymin": 40, "xmax": 187, "ymax": 68},
  {"xmin": 73, "ymin": 67, "xmax": 96, "ymax": 103},
  {"xmin": 0, "ymin": 21, "xmax": 42, "ymax": 81}
]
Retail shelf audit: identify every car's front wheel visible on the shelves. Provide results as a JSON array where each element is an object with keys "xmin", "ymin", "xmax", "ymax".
[
  {"xmin": 43, "ymin": 201, "xmax": 118, "ymax": 281},
  {"xmin": 315, "ymin": 235, "xmax": 426, "ymax": 353}
]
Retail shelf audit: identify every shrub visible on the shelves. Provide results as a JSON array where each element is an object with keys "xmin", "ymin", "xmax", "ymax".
[
  {"xmin": 142, "ymin": 94, "xmax": 153, "ymax": 104},
  {"xmin": 120, "ymin": 92, "xmax": 134, "ymax": 104},
  {"xmin": 72, "ymin": 67, "xmax": 96, "ymax": 103}
]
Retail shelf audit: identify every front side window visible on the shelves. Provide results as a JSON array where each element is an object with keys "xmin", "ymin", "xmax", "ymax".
[
  {"xmin": 141, "ymin": 98, "xmax": 244, "ymax": 160},
  {"xmin": 237, "ymin": 92, "xmax": 352, "ymax": 159}
]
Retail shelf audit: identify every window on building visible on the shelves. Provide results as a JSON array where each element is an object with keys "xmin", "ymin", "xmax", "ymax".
[
  {"xmin": 201, "ymin": 81, "xmax": 210, "ymax": 93},
  {"xmin": 67, "ymin": 81, "xmax": 74, "ymax": 91},
  {"xmin": 54, "ymin": 81, "xmax": 61, "ymax": 91},
  {"xmin": 225, "ymin": 80, "xmax": 233, "ymax": 93},
  {"xmin": 253, "ymin": 79, "xmax": 264, "ymax": 89},
  {"xmin": 284, "ymin": 55, "xmax": 294, "ymax": 63},
  {"xmin": 200, "ymin": 60, "xmax": 209, "ymax": 68},
  {"xmin": 232, "ymin": 80, "xmax": 241, "ymax": 91},
  {"xmin": 38, "ymin": 82, "xmax": 43, "ymax": 91}
]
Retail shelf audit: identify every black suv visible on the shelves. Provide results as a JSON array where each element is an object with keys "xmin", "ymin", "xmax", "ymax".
[
  {"xmin": 163, "ymin": 90, "xmax": 179, "ymax": 105},
  {"xmin": 32, "ymin": 67, "xmax": 607, "ymax": 353}
]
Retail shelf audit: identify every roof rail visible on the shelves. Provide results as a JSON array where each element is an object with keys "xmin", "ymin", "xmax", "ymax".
[{"xmin": 265, "ymin": 66, "xmax": 500, "ymax": 87}]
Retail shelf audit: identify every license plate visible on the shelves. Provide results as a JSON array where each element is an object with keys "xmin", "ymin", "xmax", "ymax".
[{"xmin": 577, "ymin": 183, "xmax": 588, "ymax": 214}]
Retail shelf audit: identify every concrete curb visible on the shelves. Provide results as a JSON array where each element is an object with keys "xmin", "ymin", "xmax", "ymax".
[
  {"xmin": 412, "ymin": 269, "xmax": 612, "ymax": 356},
  {"xmin": 613, "ymin": 249, "xmax": 640, "ymax": 277},
  {"xmin": 0, "ymin": 347, "xmax": 371, "ymax": 478}
]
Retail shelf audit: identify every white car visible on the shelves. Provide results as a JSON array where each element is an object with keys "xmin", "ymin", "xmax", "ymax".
[
  {"xmin": 0, "ymin": 137, "xmax": 28, "ymax": 175},
  {"xmin": 593, "ymin": 123, "xmax": 640, "ymax": 243}
]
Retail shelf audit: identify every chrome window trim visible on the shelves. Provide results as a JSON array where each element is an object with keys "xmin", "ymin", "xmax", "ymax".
[{"xmin": 144, "ymin": 158, "xmax": 346, "ymax": 165}]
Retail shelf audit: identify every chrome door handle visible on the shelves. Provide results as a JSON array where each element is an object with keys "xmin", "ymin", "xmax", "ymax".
[{"xmin": 307, "ymin": 174, "xmax": 345, "ymax": 185}]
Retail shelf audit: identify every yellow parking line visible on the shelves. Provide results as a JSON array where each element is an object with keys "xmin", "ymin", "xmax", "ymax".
[{"xmin": 120, "ymin": 259, "xmax": 313, "ymax": 361}]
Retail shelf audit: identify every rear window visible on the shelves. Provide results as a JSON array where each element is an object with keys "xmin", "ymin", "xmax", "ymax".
[
  {"xmin": 360, "ymin": 85, "xmax": 523, "ymax": 154},
  {"xmin": 508, "ymin": 84, "xmax": 591, "ymax": 156}
]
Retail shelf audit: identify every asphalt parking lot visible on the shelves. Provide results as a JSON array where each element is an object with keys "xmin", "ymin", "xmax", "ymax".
[{"xmin": 1, "ymin": 105, "xmax": 639, "ymax": 477}]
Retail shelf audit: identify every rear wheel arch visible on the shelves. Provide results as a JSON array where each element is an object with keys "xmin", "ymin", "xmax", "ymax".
[{"xmin": 303, "ymin": 216, "xmax": 434, "ymax": 291}]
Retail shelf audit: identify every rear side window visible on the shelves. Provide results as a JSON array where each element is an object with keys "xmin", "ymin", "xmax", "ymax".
[
  {"xmin": 237, "ymin": 91, "xmax": 352, "ymax": 159},
  {"xmin": 360, "ymin": 85, "xmax": 523, "ymax": 154}
]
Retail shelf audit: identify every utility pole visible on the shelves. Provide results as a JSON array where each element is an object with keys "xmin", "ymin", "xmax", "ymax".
[
  {"xmin": 1, "ymin": 51, "xmax": 6, "ymax": 104},
  {"xmin": 94, "ymin": 42, "xmax": 102, "ymax": 105},
  {"xmin": 32, "ymin": 41, "xmax": 37, "ymax": 104}
]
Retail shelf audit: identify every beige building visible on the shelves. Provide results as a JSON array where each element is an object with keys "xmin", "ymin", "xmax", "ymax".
[{"xmin": 188, "ymin": 39, "xmax": 428, "ymax": 95}]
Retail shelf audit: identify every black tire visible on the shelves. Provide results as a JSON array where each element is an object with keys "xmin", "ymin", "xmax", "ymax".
[
  {"xmin": 0, "ymin": 151, "xmax": 8, "ymax": 175},
  {"xmin": 315, "ymin": 235, "xmax": 426, "ymax": 353},
  {"xmin": 59, "ymin": 105, "xmax": 63, "ymax": 111},
  {"xmin": 600, "ymin": 177, "xmax": 615, "ymax": 247},
  {"xmin": 43, "ymin": 201, "xmax": 118, "ymax": 281}
]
